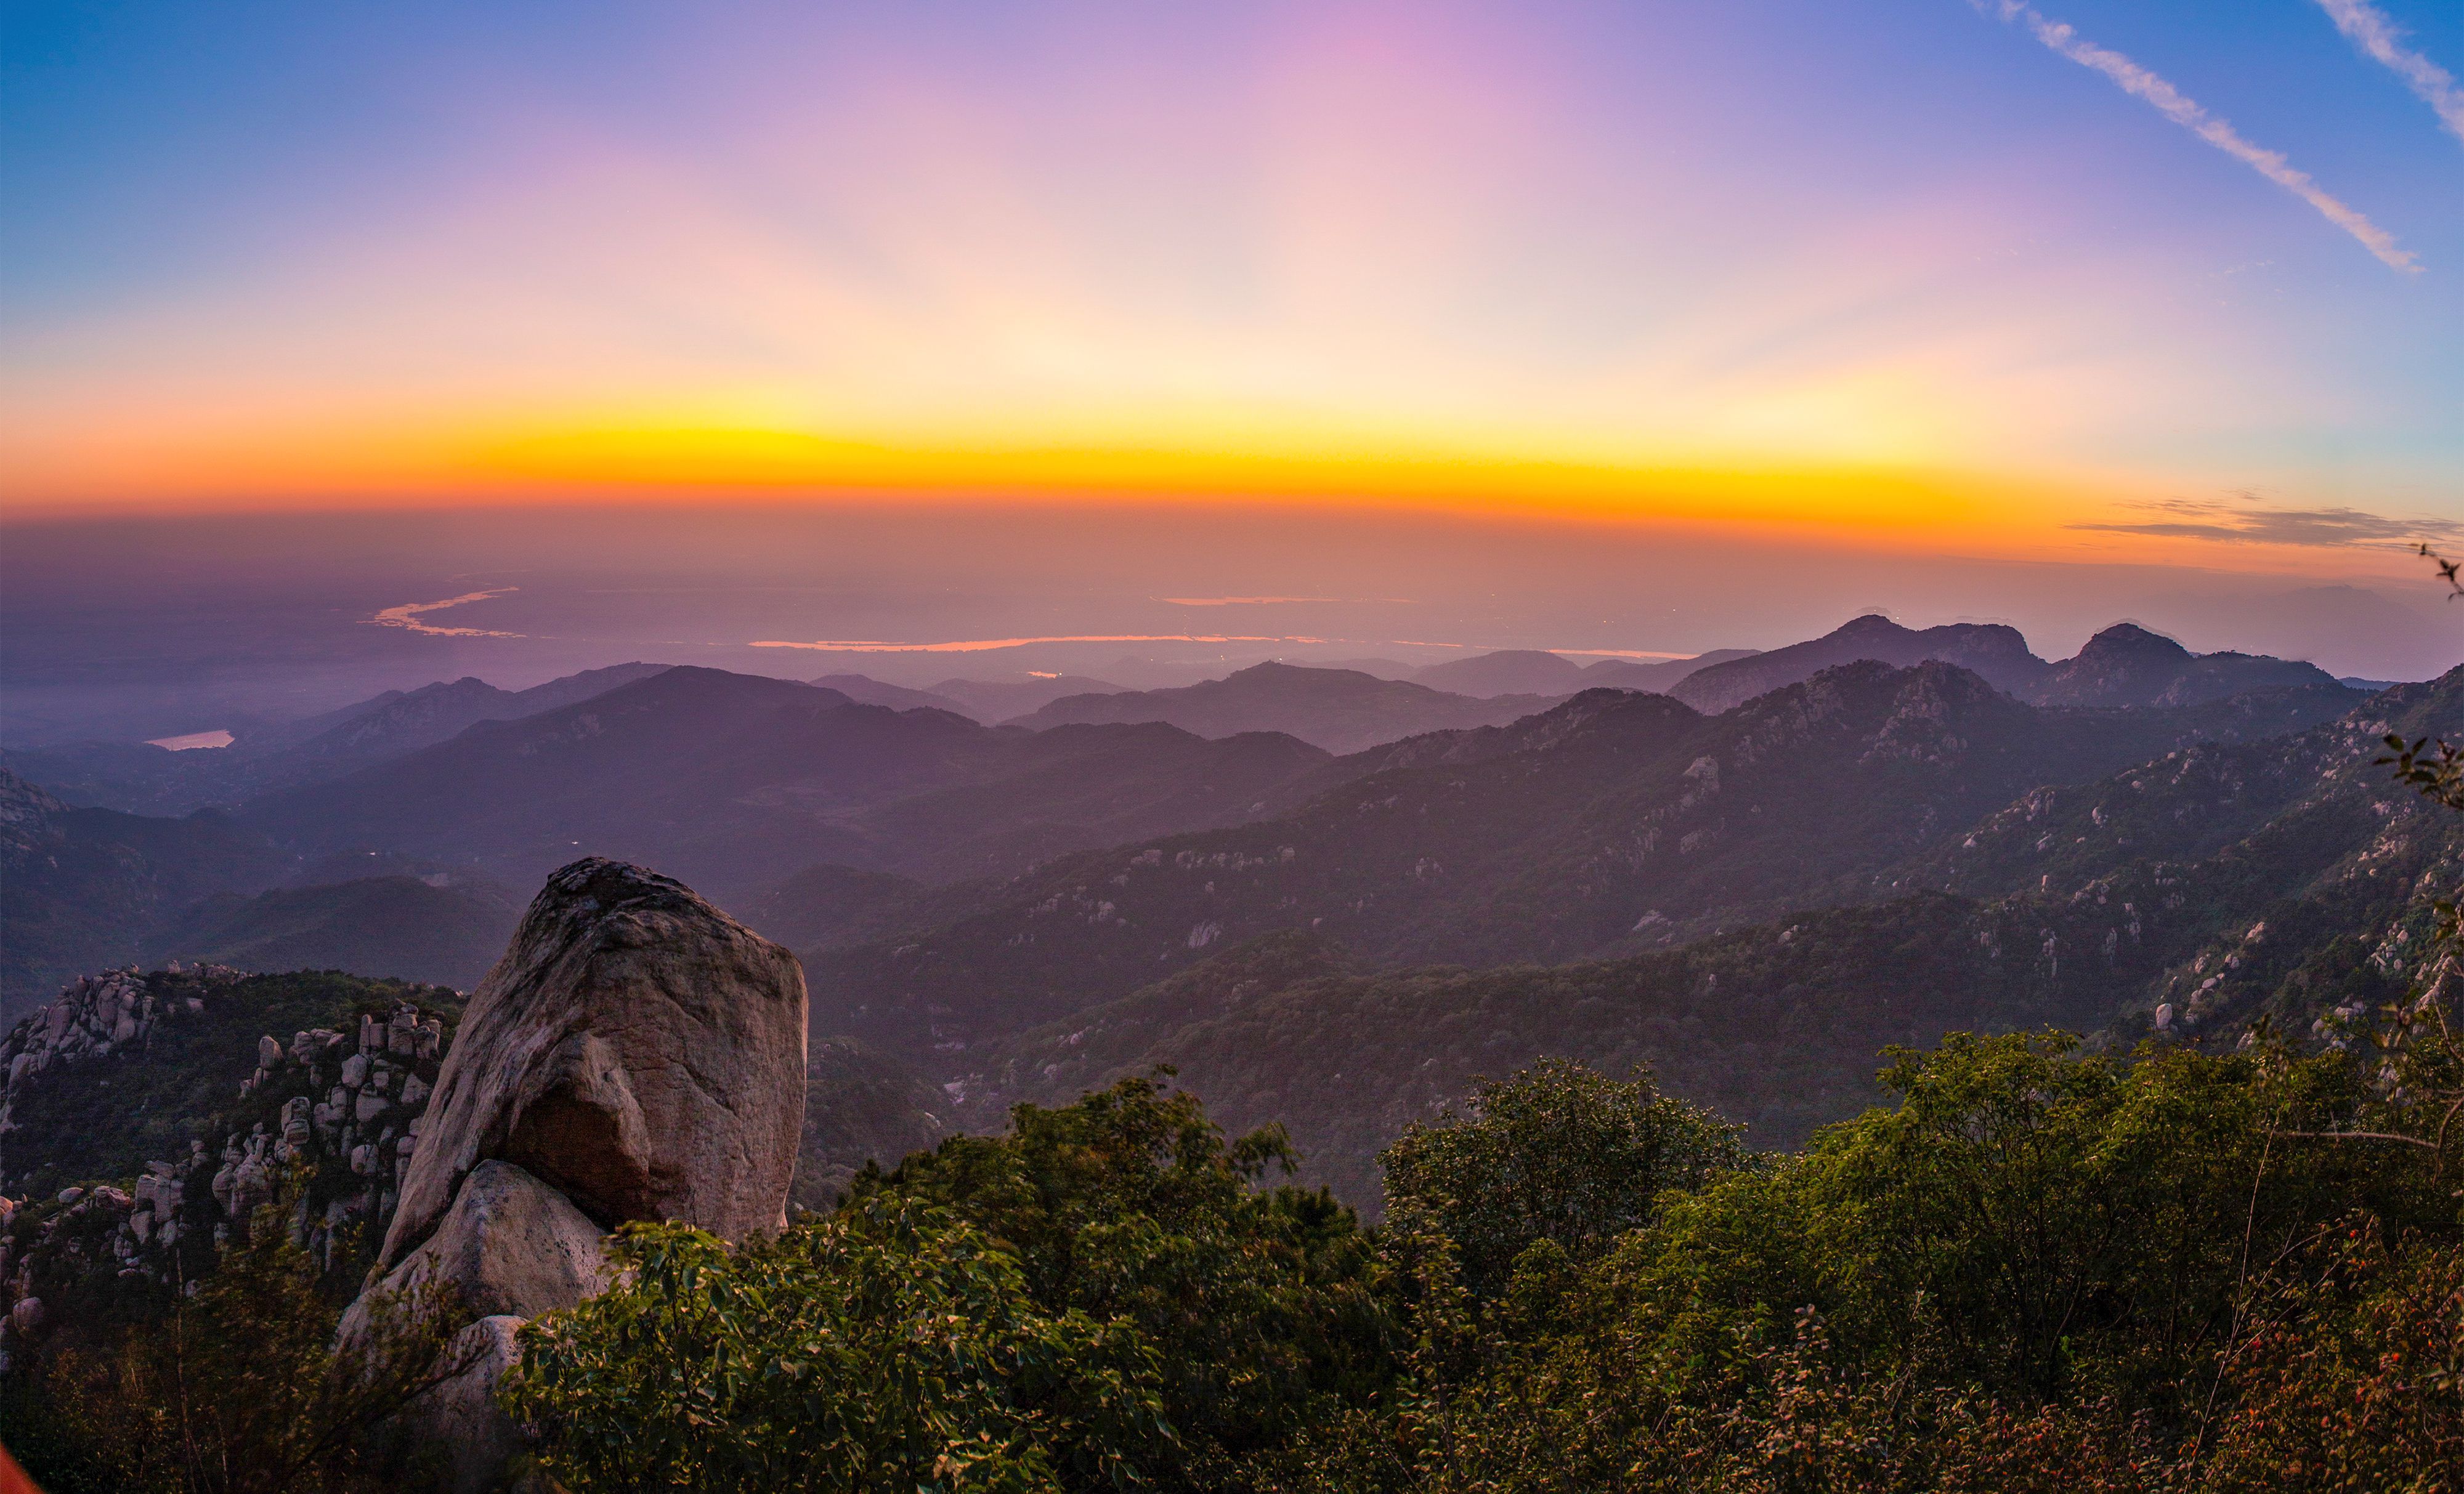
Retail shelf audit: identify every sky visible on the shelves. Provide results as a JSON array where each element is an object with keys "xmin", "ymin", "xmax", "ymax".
[{"xmin": 2, "ymin": 0, "xmax": 2461, "ymax": 688}]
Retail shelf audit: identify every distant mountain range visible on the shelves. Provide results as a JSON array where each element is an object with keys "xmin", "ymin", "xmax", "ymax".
[
  {"xmin": 2025, "ymin": 622, "xmax": 2339, "ymax": 707},
  {"xmin": 914, "ymin": 664, "xmax": 2464, "ymax": 1205},
  {"xmin": 0, "ymin": 612, "xmax": 2402, "ymax": 1047},
  {"xmin": 1002, "ymin": 661, "xmax": 1575, "ymax": 752},
  {"xmin": 924, "ymin": 676, "xmax": 1128, "ymax": 720},
  {"xmin": 1669, "ymin": 615, "xmax": 2340, "ymax": 713},
  {"xmin": 803, "ymin": 659, "xmax": 2372, "ymax": 1059},
  {"xmin": 237, "ymin": 666, "xmax": 1342, "ymax": 903},
  {"xmin": 2, "ymin": 663, "xmax": 670, "ymax": 815},
  {"xmin": 1409, "ymin": 647, "xmax": 1756, "ymax": 698},
  {"xmin": 808, "ymin": 673, "xmax": 1139, "ymax": 722},
  {"xmin": 1, "ymin": 770, "xmax": 294, "ymax": 1006},
  {"xmin": 4, "ymin": 601, "xmax": 2450, "ymax": 1218},
  {"xmin": 0, "ymin": 666, "xmax": 1342, "ymax": 1011}
]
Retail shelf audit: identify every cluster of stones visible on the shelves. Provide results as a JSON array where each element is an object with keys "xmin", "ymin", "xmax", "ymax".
[
  {"xmin": 227, "ymin": 1001, "xmax": 447, "ymax": 1271},
  {"xmin": 0, "ymin": 1169, "xmax": 183, "ymax": 1374},
  {"xmin": 0, "ymin": 964, "xmax": 225, "ymax": 1167},
  {"xmin": 0, "ymin": 971, "xmax": 453, "ymax": 1373}
]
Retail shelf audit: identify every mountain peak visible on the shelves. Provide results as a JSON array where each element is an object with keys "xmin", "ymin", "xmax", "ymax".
[
  {"xmin": 2078, "ymin": 623, "xmax": 2190, "ymax": 661},
  {"xmin": 1671, "ymin": 615, "xmax": 2049, "ymax": 714},
  {"xmin": 2032, "ymin": 623, "xmax": 2335, "ymax": 708}
]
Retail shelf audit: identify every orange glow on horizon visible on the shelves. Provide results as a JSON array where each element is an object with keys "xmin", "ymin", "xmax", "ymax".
[
  {"xmin": 0, "ymin": 411, "xmax": 2439, "ymax": 587},
  {"xmin": 1, "ymin": 410, "xmax": 2048, "ymax": 535}
]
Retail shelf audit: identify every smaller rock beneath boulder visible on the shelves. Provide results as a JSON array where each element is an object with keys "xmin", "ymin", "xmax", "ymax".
[
  {"xmin": 343, "ymin": 1160, "xmax": 610, "ymax": 1345},
  {"xmin": 415, "ymin": 1315, "xmax": 532, "ymax": 1494}
]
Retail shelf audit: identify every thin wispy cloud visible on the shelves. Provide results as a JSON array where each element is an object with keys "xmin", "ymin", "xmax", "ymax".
[
  {"xmin": 1972, "ymin": 1, "xmax": 2420, "ymax": 272},
  {"xmin": 2072, "ymin": 498, "xmax": 2464, "ymax": 547},
  {"xmin": 2315, "ymin": 0, "xmax": 2464, "ymax": 148}
]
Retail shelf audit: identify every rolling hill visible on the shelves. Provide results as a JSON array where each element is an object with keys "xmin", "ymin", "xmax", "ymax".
[
  {"xmin": 135, "ymin": 874, "xmax": 524, "ymax": 991},
  {"xmin": 238, "ymin": 666, "xmax": 1346, "ymax": 902},
  {"xmin": 1, "ymin": 770, "xmax": 294, "ymax": 1016},
  {"xmin": 3, "ymin": 663, "xmax": 673, "ymax": 815}
]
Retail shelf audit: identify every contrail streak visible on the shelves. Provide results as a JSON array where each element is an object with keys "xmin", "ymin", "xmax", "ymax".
[
  {"xmin": 1973, "ymin": 1, "xmax": 2419, "ymax": 272},
  {"xmin": 2314, "ymin": 0, "xmax": 2464, "ymax": 148}
]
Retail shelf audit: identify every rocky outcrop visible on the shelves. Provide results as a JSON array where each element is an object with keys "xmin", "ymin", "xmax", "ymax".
[
  {"xmin": 416, "ymin": 1317, "xmax": 533, "ymax": 1494},
  {"xmin": 336, "ymin": 1160, "xmax": 610, "ymax": 1357},
  {"xmin": 354, "ymin": 857, "xmax": 807, "ymax": 1490},
  {"xmin": 1, "ymin": 967, "xmax": 222, "ymax": 1179},
  {"xmin": 0, "ymin": 967, "xmax": 455, "ymax": 1375}
]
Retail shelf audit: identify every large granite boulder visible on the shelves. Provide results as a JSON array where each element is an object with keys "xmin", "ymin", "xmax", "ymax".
[
  {"xmin": 347, "ymin": 858, "xmax": 807, "ymax": 1491},
  {"xmin": 378, "ymin": 857, "xmax": 808, "ymax": 1275}
]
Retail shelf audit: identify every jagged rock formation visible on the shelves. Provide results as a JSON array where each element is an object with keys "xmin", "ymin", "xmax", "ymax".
[
  {"xmin": 354, "ymin": 857, "xmax": 807, "ymax": 1491},
  {"xmin": 0, "ymin": 966, "xmax": 453, "ymax": 1373},
  {"xmin": 1, "ymin": 967, "xmax": 201, "ymax": 1139}
]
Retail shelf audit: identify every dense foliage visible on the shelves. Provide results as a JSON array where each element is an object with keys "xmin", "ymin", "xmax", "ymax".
[
  {"xmin": 501, "ymin": 1024, "xmax": 2459, "ymax": 1493},
  {"xmin": 1379, "ymin": 1058, "xmax": 1739, "ymax": 1299},
  {"xmin": 842, "ymin": 1076, "xmax": 1395, "ymax": 1490},
  {"xmin": 1, "ymin": 1202, "xmax": 466, "ymax": 1494},
  {"xmin": 503, "ymin": 1200, "xmax": 1167, "ymax": 1493}
]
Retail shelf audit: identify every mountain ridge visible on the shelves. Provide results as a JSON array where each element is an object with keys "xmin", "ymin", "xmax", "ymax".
[
  {"xmin": 804, "ymin": 659, "xmax": 2373, "ymax": 1060},
  {"xmin": 1003, "ymin": 660, "xmax": 1574, "ymax": 752}
]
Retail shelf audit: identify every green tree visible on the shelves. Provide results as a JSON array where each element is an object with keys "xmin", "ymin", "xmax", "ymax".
[
  {"xmin": 502, "ymin": 1197, "xmax": 1169, "ymax": 1493},
  {"xmin": 1645, "ymin": 1032, "xmax": 2438, "ymax": 1408},
  {"xmin": 1378, "ymin": 1058, "xmax": 1741, "ymax": 1301},
  {"xmin": 852, "ymin": 1073, "xmax": 1397, "ymax": 1492},
  {"xmin": 2, "ymin": 1198, "xmax": 465, "ymax": 1494}
]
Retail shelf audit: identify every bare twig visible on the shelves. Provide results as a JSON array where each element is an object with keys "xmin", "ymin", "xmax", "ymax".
[{"xmin": 2421, "ymin": 543, "xmax": 2463, "ymax": 598}]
